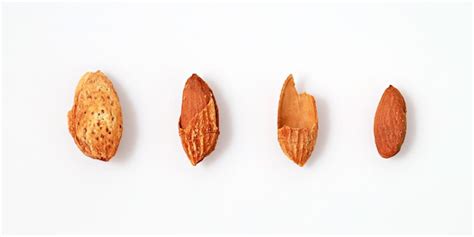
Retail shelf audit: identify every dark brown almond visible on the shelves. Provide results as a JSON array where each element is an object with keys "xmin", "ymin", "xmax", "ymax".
[
  {"xmin": 179, "ymin": 74, "xmax": 219, "ymax": 165},
  {"xmin": 277, "ymin": 74, "xmax": 318, "ymax": 166},
  {"xmin": 374, "ymin": 85, "xmax": 407, "ymax": 158}
]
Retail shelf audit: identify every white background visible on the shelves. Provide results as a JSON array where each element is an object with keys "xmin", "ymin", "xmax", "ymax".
[{"xmin": 2, "ymin": 2, "xmax": 472, "ymax": 234}]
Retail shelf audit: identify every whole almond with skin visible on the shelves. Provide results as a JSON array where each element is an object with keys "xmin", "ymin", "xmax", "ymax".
[
  {"xmin": 179, "ymin": 74, "xmax": 219, "ymax": 166},
  {"xmin": 374, "ymin": 85, "xmax": 407, "ymax": 158},
  {"xmin": 68, "ymin": 71, "xmax": 123, "ymax": 161},
  {"xmin": 278, "ymin": 74, "xmax": 318, "ymax": 166}
]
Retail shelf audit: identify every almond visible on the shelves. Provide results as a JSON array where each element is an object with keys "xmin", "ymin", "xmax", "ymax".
[
  {"xmin": 277, "ymin": 74, "xmax": 318, "ymax": 166},
  {"xmin": 374, "ymin": 85, "xmax": 407, "ymax": 158},
  {"xmin": 68, "ymin": 71, "xmax": 123, "ymax": 161},
  {"xmin": 179, "ymin": 74, "xmax": 219, "ymax": 166}
]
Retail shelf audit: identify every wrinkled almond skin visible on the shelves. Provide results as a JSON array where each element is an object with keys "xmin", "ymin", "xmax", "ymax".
[
  {"xmin": 179, "ymin": 74, "xmax": 219, "ymax": 166},
  {"xmin": 278, "ymin": 75, "xmax": 318, "ymax": 166},
  {"xmin": 68, "ymin": 71, "xmax": 123, "ymax": 161},
  {"xmin": 374, "ymin": 85, "xmax": 407, "ymax": 158}
]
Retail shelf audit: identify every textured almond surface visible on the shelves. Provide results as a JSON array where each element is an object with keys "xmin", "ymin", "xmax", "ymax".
[
  {"xmin": 277, "ymin": 74, "xmax": 318, "ymax": 166},
  {"xmin": 68, "ymin": 71, "xmax": 123, "ymax": 161},
  {"xmin": 179, "ymin": 74, "xmax": 219, "ymax": 166},
  {"xmin": 374, "ymin": 85, "xmax": 407, "ymax": 158}
]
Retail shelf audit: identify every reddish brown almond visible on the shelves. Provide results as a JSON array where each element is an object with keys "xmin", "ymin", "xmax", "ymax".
[
  {"xmin": 179, "ymin": 74, "xmax": 219, "ymax": 166},
  {"xmin": 374, "ymin": 85, "xmax": 407, "ymax": 158},
  {"xmin": 277, "ymin": 74, "xmax": 318, "ymax": 166}
]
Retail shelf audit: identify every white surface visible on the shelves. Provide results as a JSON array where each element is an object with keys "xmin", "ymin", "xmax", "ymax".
[{"xmin": 2, "ymin": 2, "xmax": 472, "ymax": 234}]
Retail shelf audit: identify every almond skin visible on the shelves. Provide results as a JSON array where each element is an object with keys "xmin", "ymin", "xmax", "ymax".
[
  {"xmin": 374, "ymin": 85, "xmax": 407, "ymax": 158},
  {"xmin": 277, "ymin": 74, "xmax": 318, "ymax": 166},
  {"xmin": 179, "ymin": 74, "xmax": 219, "ymax": 166},
  {"xmin": 68, "ymin": 71, "xmax": 123, "ymax": 161}
]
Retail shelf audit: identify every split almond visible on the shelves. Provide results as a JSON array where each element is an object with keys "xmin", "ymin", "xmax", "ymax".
[
  {"xmin": 179, "ymin": 74, "xmax": 219, "ymax": 166},
  {"xmin": 68, "ymin": 71, "xmax": 123, "ymax": 161},
  {"xmin": 374, "ymin": 85, "xmax": 407, "ymax": 158},
  {"xmin": 277, "ymin": 74, "xmax": 318, "ymax": 166}
]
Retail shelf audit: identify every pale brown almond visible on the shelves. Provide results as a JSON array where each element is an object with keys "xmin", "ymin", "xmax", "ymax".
[
  {"xmin": 179, "ymin": 74, "xmax": 219, "ymax": 166},
  {"xmin": 277, "ymin": 74, "xmax": 318, "ymax": 166},
  {"xmin": 68, "ymin": 71, "xmax": 123, "ymax": 161},
  {"xmin": 374, "ymin": 85, "xmax": 407, "ymax": 158}
]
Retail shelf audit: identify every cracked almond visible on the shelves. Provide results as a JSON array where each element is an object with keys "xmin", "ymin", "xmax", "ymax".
[
  {"xmin": 179, "ymin": 74, "xmax": 219, "ymax": 166},
  {"xmin": 277, "ymin": 74, "xmax": 318, "ymax": 166}
]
